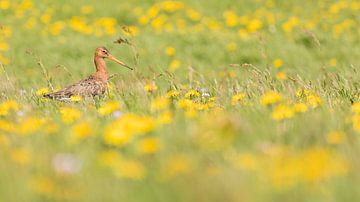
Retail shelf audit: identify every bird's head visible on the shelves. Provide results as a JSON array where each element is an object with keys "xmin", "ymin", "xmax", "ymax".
[{"xmin": 95, "ymin": 47, "xmax": 133, "ymax": 70}]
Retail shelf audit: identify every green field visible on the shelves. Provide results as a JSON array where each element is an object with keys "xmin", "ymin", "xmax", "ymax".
[{"xmin": 1, "ymin": 0, "xmax": 360, "ymax": 201}]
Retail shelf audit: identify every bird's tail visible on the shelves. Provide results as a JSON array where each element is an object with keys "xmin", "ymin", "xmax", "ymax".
[{"xmin": 43, "ymin": 91, "xmax": 71, "ymax": 101}]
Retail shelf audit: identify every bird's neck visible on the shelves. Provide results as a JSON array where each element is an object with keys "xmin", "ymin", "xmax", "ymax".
[{"xmin": 94, "ymin": 56, "xmax": 108, "ymax": 81}]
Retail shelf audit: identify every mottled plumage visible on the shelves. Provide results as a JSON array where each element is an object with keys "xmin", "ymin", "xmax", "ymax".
[
  {"xmin": 44, "ymin": 76, "xmax": 108, "ymax": 101},
  {"xmin": 44, "ymin": 47, "xmax": 132, "ymax": 101}
]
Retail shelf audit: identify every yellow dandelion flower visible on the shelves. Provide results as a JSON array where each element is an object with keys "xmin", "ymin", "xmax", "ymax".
[
  {"xmin": 176, "ymin": 99, "xmax": 193, "ymax": 109},
  {"xmin": 293, "ymin": 102, "xmax": 308, "ymax": 113},
  {"xmin": 186, "ymin": 9, "xmax": 201, "ymax": 21},
  {"xmin": 0, "ymin": 0, "xmax": 10, "ymax": 10},
  {"xmin": 223, "ymin": 11, "xmax": 238, "ymax": 27},
  {"xmin": 98, "ymin": 100, "xmax": 121, "ymax": 116},
  {"xmin": 185, "ymin": 109, "xmax": 197, "ymax": 118},
  {"xmin": 104, "ymin": 114, "xmax": 156, "ymax": 146},
  {"xmin": 260, "ymin": 91, "xmax": 282, "ymax": 106},
  {"xmin": 10, "ymin": 147, "xmax": 30, "ymax": 165},
  {"xmin": 165, "ymin": 46, "xmax": 175, "ymax": 56},
  {"xmin": 0, "ymin": 41, "xmax": 9, "ymax": 51},
  {"xmin": 352, "ymin": 115, "xmax": 360, "ymax": 132},
  {"xmin": 104, "ymin": 127, "xmax": 132, "ymax": 146},
  {"xmin": 272, "ymin": 105, "xmax": 294, "ymax": 121},
  {"xmin": 137, "ymin": 137, "xmax": 160, "ymax": 154},
  {"xmin": 329, "ymin": 58, "xmax": 337, "ymax": 67},
  {"xmin": 144, "ymin": 83, "xmax": 158, "ymax": 92},
  {"xmin": 36, "ymin": 87, "xmax": 49, "ymax": 96},
  {"xmin": 231, "ymin": 93, "xmax": 246, "ymax": 106},
  {"xmin": 168, "ymin": 59, "xmax": 181, "ymax": 71},
  {"xmin": 17, "ymin": 117, "xmax": 46, "ymax": 135},
  {"xmin": 185, "ymin": 89, "xmax": 200, "ymax": 98},
  {"xmin": 151, "ymin": 97, "xmax": 169, "ymax": 111},
  {"xmin": 307, "ymin": 94, "xmax": 322, "ymax": 108},
  {"xmin": 59, "ymin": 107, "xmax": 81, "ymax": 123},
  {"xmin": 276, "ymin": 71, "xmax": 287, "ymax": 81},
  {"xmin": 166, "ymin": 90, "xmax": 180, "ymax": 98},
  {"xmin": 351, "ymin": 102, "xmax": 360, "ymax": 114},
  {"xmin": 158, "ymin": 111, "xmax": 173, "ymax": 124},
  {"xmin": 71, "ymin": 121, "xmax": 92, "ymax": 143},
  {"xmin": 0, "ymin": 100, "xmax": 19, "ymax": 116},
  {"xmin": 273, "ymin": 58, "xmax": 283, "ymax": 68},
  {"xmin": 247, "ymin": 19, "xmax": 263, "ymax": 32}
]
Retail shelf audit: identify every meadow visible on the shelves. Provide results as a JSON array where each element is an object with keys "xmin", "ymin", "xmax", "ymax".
[{"xmin": 1, "ymin": 0, "xmax": 360, "ymax": 201}]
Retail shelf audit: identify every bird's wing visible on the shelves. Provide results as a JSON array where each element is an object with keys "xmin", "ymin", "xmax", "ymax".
[{"xmin": 44, "ymin": 76, "xmax": 106, "ymax": 100}]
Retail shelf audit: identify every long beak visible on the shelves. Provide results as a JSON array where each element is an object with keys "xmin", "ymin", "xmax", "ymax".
[{"xmin": 108, "ymin": 54, "xmax": 133, "ymax": 70}]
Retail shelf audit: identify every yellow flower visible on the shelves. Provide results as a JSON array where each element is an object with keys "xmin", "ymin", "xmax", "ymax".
[
  {"xmin": 158, "ymin": 111, "xmax": 173, "ymax": 124},
  {"xmin": 104, "ymin": 114, "xmax": 156, "ymax": 146},
  {"xmin": 176, "ymin": 99, "xmax": 193, "ymax": 109},
  {"xmin": 70, "ymin": 95, "xmax": 82, "ymax": 102},
  {"xmin": 144, "ymin": 83, "xmax": 158, "ymax": 92},
  {"xmin": 273, "ymin": 58, "xmax": 283, "ymax": 68},
  {"xmin": 17, "ymin": 117, "xmax": 45, "ymax": 135},
  {"xmin": 293, "ymin": 102, "xmax": 308, "ymax": 113},
  {"xmin": 307, "ymin": 94, "xmax": 322, "ymax": 108},
  {"xmin": 10, "ymin": 148, "xmax": 30, "ymax": 165},
  {"xmin": 71, "ymin": 121, "xmax": 92, "ymax": 143},
  {"xmin": 0, "ymin": 100, "xmax": 19, "ymax": 116},
  {"xmin": 276, "ymin": 71, "xmax": 287, "ymax": 81},
  {"xmin": 160, "ymin": 1, "xmax": 184, "ymax": 12},
  {"xmin": 137, "ymin": 137, "xmax": 160, "ymax": 154},
  {"xmin": 0, "ymin": 0, "xmax": 10, "ymax": 10},
  {"xmin": 98, "ymin": 100, "xmax": 121, "ymax": 116},
  {"xmin": 247, "ymin": 19, "xmax": 263, "ymax": 32},
  {"xmin": 186, "ymin": 9, "xmax": 201, "ymax": 21},
  {"xmin": 260, "ymin": 91, "xmax": 282, "ymax": 106},
  {"xmin": 59, "ymin": 107, "xmax": 81, "ymax": 123},
  {"xmin": 223, "ymin": 11, "xmax": 238, "ymax": 27},
  {"xmin": 185, "ymin": 109, "xmax": 197, "ymax": 118},
  {"xmin": 185, "ymin": 90, "xmax": 200, "ymax": 98},
  {"xmin": 352, "ymin": 115, "xmax": 360, "ymax": 132},
  {"xmin": 151, "ymin": 97, "xmax": 169, "ymax": 111},
  {"xmin": 272, "ymin": 105, "xmax": 294, "ymax": 121},
  {"xmin": 166, "ymin": 90, "xmax": 180, "ymax": 98},
  {"xmin": 0, "ymin": 120, "xmax": 16, "ymax": 133},
  {"xmin": 326, "ymin": 131, "xmax": 345, "ymax": 145},
  {"xmin": 36, "ymin": 87, "xmax": 49, "ymax": 96},
  {"xmin": 231, "ymin": 93, "xmax": 246, "ymax": 105},
  {"xmin": 48, "ymin": 21, "xmax": 66, "ymax": 36},
  {"xmin": 351, "ymin": 102, "xmax": 360, "ymax": 114},
  {"xmin": 168, "ymin": 59, "xmax": 181, "ymax": 71},
  {"xmin": 165, "ymin": 46, "xmax": 175, "ymax": 56},
  {"xmin": 0, "ymin": 41, "xmax": 9, "ymax": 51},
  {"xmin": 329, "ymin": 58, "xmax": 337, "ymax": 67}
]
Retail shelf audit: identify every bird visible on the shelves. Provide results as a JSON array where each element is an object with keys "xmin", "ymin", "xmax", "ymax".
[{"xmin": 44, "ymin": 47, "xmax": 132, "ymax": 101}]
